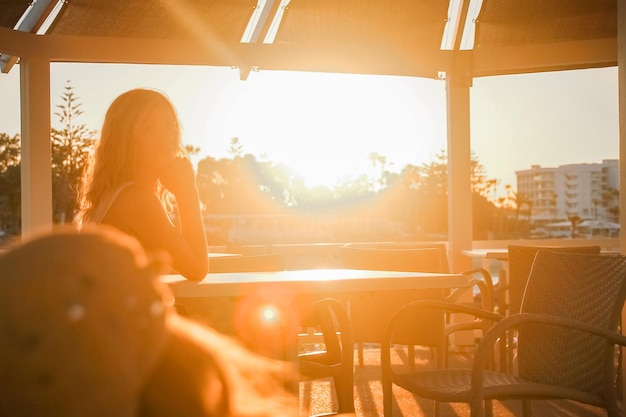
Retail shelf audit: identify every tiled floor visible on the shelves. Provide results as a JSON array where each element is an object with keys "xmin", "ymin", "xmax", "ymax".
[{"xmin": 300, "ymin": 345, "xmax": 611, "ymax": 417}]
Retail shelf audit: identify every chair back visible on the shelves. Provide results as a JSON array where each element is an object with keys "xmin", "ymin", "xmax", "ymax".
[
  {"xmin": 208, "ymin": 253, "xmax": 285, "ymax": 273},
  {"xmin": 340, "ymin": 246, "xmax": 446, "ymax": 347},
  {"xmin": 340, "ymin": 246, "xmax": 444, "ymax": 273},
  {"xmin": 517, "ymin": 250, "xmax": 626, "ymax": 395},
  {"xmin": 374, "ymin": 242, "xmax": 450, "ymax": 272},
  {"xmin": 507, "ymin": 245, "xmax": 601, "ymax": 315}
]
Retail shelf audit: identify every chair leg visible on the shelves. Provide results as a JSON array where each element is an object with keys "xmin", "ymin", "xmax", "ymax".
[
  {"xmin": 357, "ymin": 342, "xmax": 364, "ymax": 366},
  {"xmin": 608, "ymin": 405, "xmax": 622, "ymax": 417},
  {"xmin": 469, "ymin": 398, "xmax": 485, "ymax": 417},
  {"xmin": 382, "ymin": 374, "xmax": 394, "ymax": 417},
  {"xmin": 521, "ymin": 400, "xmax": 532, "ymax": 417},
  {"xmin": 334, "ymin": 372, "xmax": 355, "ymax": 414},
  {"xmin": 485, "ymin": 399, "xmax": 493, "ymax": 417},
  {"xmin": 433, "ymin": 400, "xmax": 440, "ymax": 417}
]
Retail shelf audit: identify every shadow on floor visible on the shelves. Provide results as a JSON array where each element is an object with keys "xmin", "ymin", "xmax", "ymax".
[{"xmin": 300, "ymin": 345, "xmax": 610, "ymax": 417}]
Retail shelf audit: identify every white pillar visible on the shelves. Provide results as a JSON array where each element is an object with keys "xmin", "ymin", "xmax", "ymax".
[
  {"xmin": 20, "ymin": 56, "xmax": 52, "ymax": 236},
  {"xmin": 446, "ymin": 51, "xmax": 473, "ymax": 273}
]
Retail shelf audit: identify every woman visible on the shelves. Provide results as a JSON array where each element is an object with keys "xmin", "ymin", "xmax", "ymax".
[{"xmin": 76, "ymin": 89, "xmax": 208, "ymax": 280}]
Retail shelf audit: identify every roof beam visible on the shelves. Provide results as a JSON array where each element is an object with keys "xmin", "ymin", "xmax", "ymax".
[
  {"xmin": 472, "ymin": 38, "xmax": 618, "ymax": 77},
  {"xmin": 1, "ymin": 26, "xmax": 617, "ymax": 79},
  {"xmin": 0, "ymin": 26, "xmax": 453, "ymax": 78},
  {"xmin": 0, "ymin": 0, "xmax": 62, "ymax": 73}
]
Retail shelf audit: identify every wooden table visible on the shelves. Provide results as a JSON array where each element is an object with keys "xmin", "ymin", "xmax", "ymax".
[
  {"xmin": 462, "ymin": 248, "xmax": 509, "ymax": 261},
  {"xmin": 162, "ymin": 268, "xmax": 470, "ymax": 298},
  {"xmin": 162, "ymin": 269, "xmax": 470, "ymax": 355},
  {"xmin": 163, "ymin": 268, "xmax": 471, "ymax": 399},
  {"xmin": 462, "ymin": 248, "xmax": 509, "ymax": 290},
  {"xmin": 208, "ymin": 252, "xmax": 242, "ymax": 258}
]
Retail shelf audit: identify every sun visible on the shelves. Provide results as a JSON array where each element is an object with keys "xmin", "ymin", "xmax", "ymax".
[
  {"xmin": 184, "ymin": 68, "xmax": 445, "ymax": 189},
  {"xmin": 243, "ymin": 72, "xmax": 410, "ymax": 190}
]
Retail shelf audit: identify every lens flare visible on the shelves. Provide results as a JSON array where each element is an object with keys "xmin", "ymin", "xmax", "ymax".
[{"xmin": 261, "ymin": 305, "xmax": 278, "ymax": 323}]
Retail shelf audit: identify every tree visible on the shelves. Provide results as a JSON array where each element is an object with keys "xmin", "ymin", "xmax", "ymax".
[
  {"xmin": 0, "ymin": 83, "xmax": 97, "ymax": 235},
  {"xmin": 601, "ymin": 187, "xmax": 620, "ymax": 222},
  {"xmin": 228, "ymin": 137, "xmax": 244, "ymax": 158},
  {"xmin": 0, "ymin": 132, "xmax": 20, "ymax": 171},
  {"xmin": 512, "ymin": 191, "xmax": 533, "ymax": 232},
  {"xmin": 184, "ymin": 144, "xmax": 201, "ymax": 157},
  {"xmin": 51, "ymin": 81, "xmax": 96, "ymax": 223},
  {"xmin": 568, "ymin": 213, "xmax": 582, "ymax": 238},
  {"xmin": 412, "ymin": 151, "xmax": 449, "ymax": 235},
  {"xmin": 368, "ymin": 151, "xmax": 388, "ymax": 191},
  {"xmin": 0, "ymin": 133, "xmax": 21, "ymax": 236}
]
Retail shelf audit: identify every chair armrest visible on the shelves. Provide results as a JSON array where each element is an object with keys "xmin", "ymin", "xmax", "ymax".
[
  {"xmin": 463, "ymin": 268, "xmax": 495, "ymax": 296},
  {"xmin": 473, "ymin": 312, "xmax": 626, "ymax": 370},
  {"xmin": 381, "ymin": 300, "xmax": 503, "ymax": 370},
  {"xmin": 447, "ymin": 268, "xmax": 495, "ymax": 313},
  {"xmin": 468, "ymin": 312, "xmax": 626, "ymax": 412}
]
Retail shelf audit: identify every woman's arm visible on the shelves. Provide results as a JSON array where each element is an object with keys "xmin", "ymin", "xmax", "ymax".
[
  {"xmin": 166, "ymin": 186, "xmax": 209, "ymax": 278},
  {"xmin": 157, "ymin": 157, "xmax": 209, "ymax": 280}
]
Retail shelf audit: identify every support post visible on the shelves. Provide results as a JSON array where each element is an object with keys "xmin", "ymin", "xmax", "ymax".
[
  {"xmin": 446, "ymin": 51, "xmax": 473, "ymax": 273},
  {"xmin": 20, "ymin": 56, "xmax": 52, "ymax": 236}
]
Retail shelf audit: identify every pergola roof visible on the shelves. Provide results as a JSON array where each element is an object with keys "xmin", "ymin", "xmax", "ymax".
[
  {"xmin": 0, "ymin": 0, "xmax": 623, "ymax": 274},
  {"xmin": 0, "ymin": 0, "xmax": 618, "ymax": 78}
]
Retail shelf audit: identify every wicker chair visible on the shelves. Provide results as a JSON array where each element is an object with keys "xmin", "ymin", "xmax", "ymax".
[
  {"xmin": 495, "ymin": 245, "xmax": 603, "ymax": 372},
  {"xmin": 299, "ymin": 298, "xmax": 355, "ymax": 415},
  {"xmin": 340, "ymin": 245, "xmax": 493, "ymax": 373},
  {"xmin": 381, "ymin": 250, "xmax": 626, "ymax": 417},
  {"xmin": 507, "ymin": 245, "xmax": 601, "ymax": 315}
]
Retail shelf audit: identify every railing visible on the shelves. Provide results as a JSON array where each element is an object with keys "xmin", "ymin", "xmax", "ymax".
[{"xmin": 209, "ymin": 237, "xmax": 621, "ymax": 271}]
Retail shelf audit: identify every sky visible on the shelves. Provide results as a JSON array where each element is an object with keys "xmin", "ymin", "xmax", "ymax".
[{"xmin": 0, "ymin": 63, "xmax": 619, "ymax": 199}]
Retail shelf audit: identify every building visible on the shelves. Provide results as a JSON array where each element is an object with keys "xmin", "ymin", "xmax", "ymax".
[{"xmin": 516, "ymin": 159, "xmax": 619, "ymax": 228}]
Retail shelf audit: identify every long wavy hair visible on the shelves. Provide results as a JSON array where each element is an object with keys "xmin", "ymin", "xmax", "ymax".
[{"xmin": 75, "ymin": 89, "xmax": 184, "ymax": 226}]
